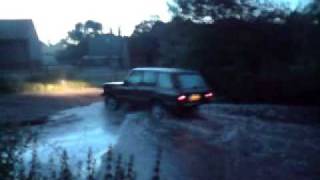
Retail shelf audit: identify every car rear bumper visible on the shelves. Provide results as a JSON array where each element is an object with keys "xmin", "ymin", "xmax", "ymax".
[{"xmin": 167, "ymin": 99, "xmax": 212, "ymax": 110}]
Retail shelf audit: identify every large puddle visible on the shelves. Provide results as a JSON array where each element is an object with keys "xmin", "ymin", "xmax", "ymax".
[{"xmin": 22, "ymin": 102, "xmax": 119, "ymax": 168}]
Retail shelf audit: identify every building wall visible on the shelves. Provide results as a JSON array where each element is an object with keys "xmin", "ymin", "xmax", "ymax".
[
  {"xmin": 27, "ymin": 22, "xmax": 42, "ymax": 62},
  {"xmin": 0, "ymin": 20, "xmax": 42, "ymax": 69},
  {"xmin": 0, "ymin": 39, "xmax": 29, "ymax": 69}
]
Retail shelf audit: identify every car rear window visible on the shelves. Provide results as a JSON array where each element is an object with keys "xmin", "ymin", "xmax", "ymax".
[{"xmin": 177, "ymin": 73, "xmax": 207, "ymax": 89}]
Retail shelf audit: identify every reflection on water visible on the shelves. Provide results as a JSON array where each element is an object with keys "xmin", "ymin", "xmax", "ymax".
[{"xmin": 22, "ymin": 102, "xmax": 119, "ymax": 168}]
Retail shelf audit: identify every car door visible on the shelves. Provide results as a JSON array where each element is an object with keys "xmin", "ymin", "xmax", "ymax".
[
  {"xmin": 137, "ymin": 71, "xmax": 158, "ymax": 106},
  {"xmin": 117, "ymin": 70, "xmax": 143, "ymax": 104},
  {"xmin": 156, "ymin": 73, "xmax": 178, "ymax": 106}
]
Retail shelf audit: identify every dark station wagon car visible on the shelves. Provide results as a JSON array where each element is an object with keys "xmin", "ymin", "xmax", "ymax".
[{"xmin": 102, "ymin": 67, "xmax": 214, "ymax": 120}]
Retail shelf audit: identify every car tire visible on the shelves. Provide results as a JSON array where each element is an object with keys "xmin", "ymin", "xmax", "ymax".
[
  {"xmin": 105, "ymin": 95, "xmax": 119, "ymax": 111},
  {"xmin": 150, "ymin": 103, "xmax": 168, "ymax": 121},
  {"xmin": 119, "ymin": 101, "xmax": 130, "ymax": 112}
]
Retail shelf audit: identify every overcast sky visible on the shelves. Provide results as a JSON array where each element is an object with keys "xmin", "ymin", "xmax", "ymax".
[
  {"xmin": 0, "ymin": 0, "xmax": 171, "ymax": 44},
  {"xmin": 0, "ymin": 0, "xmax": 307, "ymax": 44}
]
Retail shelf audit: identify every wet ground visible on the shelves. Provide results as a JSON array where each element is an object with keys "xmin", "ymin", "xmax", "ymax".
[
  {"xmin": 0, "ymin": 89, "xmax": 101, "ymax": 125},
  {"xmin": 20, "ymin": 101, "xmax": 320, "ymax": 180},
  {"xmin": 22, "ymin": 103, "xmax": 118, "ymax": 168}
]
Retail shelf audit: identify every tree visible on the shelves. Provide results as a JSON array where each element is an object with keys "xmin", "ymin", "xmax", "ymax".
[
  {"xmin": 84, "ymin": 20, "xmax": 103, "ymax": 36},
  {"xmin": 28, "ymin": 144, "xmax": 39, "ymax": 180},
  {"xmin": 305, "ymin": 0, "xmax": 320, "ymax": 23},
  {"xmin": 56, "ymin": 20, "xmax": 103, "ymax": 64},
  {"xmin": 67, "ymin": 30, "xmax": 83, "ymax": 43},
  {"xmin": 130, "ymin": 19, "xmax": 165, "ymax": 66},
  {"xmin": 59, "ymin": 150, "xmax": 73, "ymax": 180},
  {"xmin": 131, "ymin": 20, "xmax": 160, "ymax": 37},
  {"xmin": 86, "ymin": 148, "xmax": 96, "ymax": 180},
  {"xmin": 169, "ymin": 0, "xmax": 290, "ymax": 22},
  {"xmin": 66, "ymin": 20, "xmax": 103, "ymax": 44},
  {"xmin": 129, "ymin": 5, "xmax": 320, "ymax": 104}
]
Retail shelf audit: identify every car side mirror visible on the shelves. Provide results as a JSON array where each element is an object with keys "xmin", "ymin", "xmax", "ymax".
[{"xmin": 123, "ymin": 80, "xmax": 129, "ymax": 86}]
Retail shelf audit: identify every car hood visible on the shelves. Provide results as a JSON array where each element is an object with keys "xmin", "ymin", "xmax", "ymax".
[{"xmin": 103, "ymin": 81, "xmax": 124, "ymax": 85}]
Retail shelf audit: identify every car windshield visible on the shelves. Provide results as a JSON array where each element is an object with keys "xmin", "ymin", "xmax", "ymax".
[{"xmin": 177, "ymin": 73, "xmax": 207, "ymax": 89}]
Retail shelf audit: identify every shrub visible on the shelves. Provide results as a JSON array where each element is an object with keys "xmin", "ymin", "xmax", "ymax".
[
  {"xmin": 0, "ymin": 76, "xmax": 23, "ymax": 94},
  {"xmin": 0, "ymin": 144, "xmax": 147, "ymax": 180},
  {"xmin": 25, "ymin": 73, "xmax": 63, "ymax": 84},
  {"xmin": 1, "ymin": 128, "xmax": 162, "ymax": 180}
]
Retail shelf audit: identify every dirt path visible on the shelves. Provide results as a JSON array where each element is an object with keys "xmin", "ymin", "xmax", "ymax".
[
  {"xmin": 3, "ymin": 100, "xmax": 318, "ymax": 180},
  {"xmin": 0, "ymin": 88, "xmax": 103, "ymax": 126},
  {"xmin": 106, "ymin": 104, "xmax": 320, "ymax": 180}
]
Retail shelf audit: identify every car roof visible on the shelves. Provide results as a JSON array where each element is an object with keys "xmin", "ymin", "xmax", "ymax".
[{"xmin": 132, "ymin": 67, "xmax": 198, "ymax": 74}]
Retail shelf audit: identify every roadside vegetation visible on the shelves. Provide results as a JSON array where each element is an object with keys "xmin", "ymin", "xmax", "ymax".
[
  {"xmin": 51, "ymin": 0, "xmax": 320, "ymax": 106},
  {"xmin": 1, "ymin": 146, "xmax": 136, "ymax": 180},
  {"xmin": 0, "ymin": 129, "xmax": 162, "ymax": 180},
  {"xmin": 0, "ymin": 75, "xmax": 23, "ymax": 93},
  {"xmin": 127, "ymin": 0, "xmax": 320, "ymax": 105},
  {"xmin": 0, "ymin": 68, "xmax": 127, "ymax": 95},
  {"xmin": 0, "ymin": 73, "xmax": 90, "ymax": 95}
]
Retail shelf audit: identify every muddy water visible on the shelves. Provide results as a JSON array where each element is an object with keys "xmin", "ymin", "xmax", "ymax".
[{"xmin": 22, "ymin": 102, "xmax": 119, "ymax": 168}]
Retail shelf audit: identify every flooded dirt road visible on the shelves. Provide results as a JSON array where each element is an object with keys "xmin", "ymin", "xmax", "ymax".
[{"xmin": 21, "ymin": 101, "xmax": 320, "ymax": 180}]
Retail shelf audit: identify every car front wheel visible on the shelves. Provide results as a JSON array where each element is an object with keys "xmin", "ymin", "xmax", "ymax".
[
  {"xmin": 150, "ymin": 103, "xmax": 168, "ymax": 121},
  {"xmin": 105, "ymin": 96, "xmax": 119, "ymax": 111}
]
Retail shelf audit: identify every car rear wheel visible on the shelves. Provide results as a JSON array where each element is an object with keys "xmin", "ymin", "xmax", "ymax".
[
  {"xmin": 105, "ymin": 96, "xmax": 119, "ymax": 111},
  {"xmin": 150, "ymin": 103, "xmax": 168, "ymax": 121}
]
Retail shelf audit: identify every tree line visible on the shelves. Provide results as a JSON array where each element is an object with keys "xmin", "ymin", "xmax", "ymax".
[
  {"xmin": 128, "ymin": 0, "xmax": 320, "ymax": 105},
  {"xmin": 55, "ymin": 20, "xmax": 103, "ymax": 65}
]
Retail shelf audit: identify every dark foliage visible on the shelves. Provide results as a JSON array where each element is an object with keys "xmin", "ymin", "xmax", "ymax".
[
  {"xmin": 55, "ymin": 41, "xmax": 88, "ymax": 65},
  {"xmin": 86, "ymin": 148, "xmax": 96, "ymax": 180},
  {"xmin": 0, "ymin": 127, "xmax": 31, "ymax": 180},
  {"xmin": 0, "ymin": 76, "xmax": 20, "ymax": 93},
  {"xmin": 103, "ymin": 146, "xmax": 137, "ymax": 180},
  {"xmin": 125, "ymin": 155, "xmax": 135, "ymax": 180},
  {"xmin": 49, "ymin": 157, "xmax": 57, "ymax": 180},
  {"xmin": 169, "ymin": 0, "xmax": 290, "ymax": 22},
  {"xmin": 129, "ymin": 2, "xmax": 320, "ymax": 105},
  {"xmin": 55, "ymin": 20, "xmax": 103, "ymax": 65},
  {"xmin": 151, "ymin": 148, "xmax": 162, "ymax": 180},
  {"xmin": 18, "ymin": 156, "xmax": 26, "ymax": 180},
  {"xmin": 104, "ymin": 146, "xmax": 113, "ymax": 180},
  {"xmin": 114, "ymin": 155, "xmax": 125, "ymax": 180},
  {"xmin": 59, "ymin": 150, "xmax": 73, "ymax": 180},
  {"xmin": 1, "ymin": 140, "xmax": 143, "ymax": 180},
  {"xmin": 27, "ymin": 143, "xmax": 40, "ymax": 180}
]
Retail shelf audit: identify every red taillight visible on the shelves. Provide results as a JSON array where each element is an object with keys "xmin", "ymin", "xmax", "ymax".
[
  {"xmin": 204, "ymin": 92, "xmax": 214, "ymax": 99},
  {"xmin": 177, "ymin": 95, "xmax": 187, "ymax": 102}
]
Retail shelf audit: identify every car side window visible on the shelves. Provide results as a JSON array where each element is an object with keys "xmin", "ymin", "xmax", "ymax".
[
  {"xmin": 143, "ymin": 71, "xmax": 157, "ymax": 86},
  {"xmin": 158, "ymin": 73, "xmax": 173, "ymax": 89},
  {"xmin": 127, "ymin": 71, "xmax": 143, "ymax": 85}
]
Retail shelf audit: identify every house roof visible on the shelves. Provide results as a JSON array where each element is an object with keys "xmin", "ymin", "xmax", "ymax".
[{"xmin": 0, "ymin": 19, "xmax": 38, "ymax": 40}]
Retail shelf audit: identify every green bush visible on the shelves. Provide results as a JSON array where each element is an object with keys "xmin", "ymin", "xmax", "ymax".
[{"xmin": 25, "ymin": 72, "xmax": 64, "ymax": 83}]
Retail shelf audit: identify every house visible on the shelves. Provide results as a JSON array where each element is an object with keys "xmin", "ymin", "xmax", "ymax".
[
  {"xmin": 0, "ymin": 19, "xmax": 42, "ymax": 69},
  {"xmin": 81, "ymin": 32, "xmax": 130, "ymax": 68}
]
